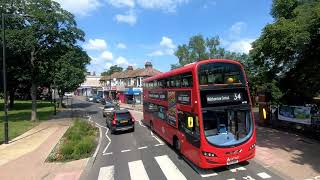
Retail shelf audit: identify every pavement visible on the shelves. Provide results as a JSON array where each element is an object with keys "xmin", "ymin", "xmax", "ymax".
[{"xmin": 0, "ymin": 106, "xmax": 88, "ymax": 180}]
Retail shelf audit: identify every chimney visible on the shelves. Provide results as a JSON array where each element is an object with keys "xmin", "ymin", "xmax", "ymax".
[
  {"xmin": 145, "ymin": 61, "xmax": 152, "ymax": 69},
  {"xmin": 127, "ymin": 66, "xmax": 133, "ymax": 70}
]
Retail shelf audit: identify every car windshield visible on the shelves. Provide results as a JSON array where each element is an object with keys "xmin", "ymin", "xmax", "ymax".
[
  {"xmin": 202, "ymin": 108, "xmax": 253, "ymax": 146},
  {"xmin": 116, "ymin": 112, "xmax": 131, "ymax": 120}
]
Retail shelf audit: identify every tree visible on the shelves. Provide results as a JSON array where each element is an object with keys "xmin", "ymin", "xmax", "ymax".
[
  {"xmin": 101, "ymin": 65, "xmax": 123, "ymax": 76},
  {"xmin": 54, "ymin": 46, "xmax": 90, "ymax": 106},
  {"xmin": 250, "ymin": 0, "xmax": 320, "ymax": 104},
  {"xmin": 2, "ymin": 0, "xmax": 87, "ymax": 120}
]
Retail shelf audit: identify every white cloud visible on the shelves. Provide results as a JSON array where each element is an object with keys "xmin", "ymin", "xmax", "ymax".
[
  {"xmin": 117, "ymin": 43, "xmax": 127, "ymax": 49},
  {"xmin": 115, "ymin": 56, "xmax": 130, "ymax": 65},
  {"xmin": 54, "ymin": 0, "xmax": 102, "ymax": 16},
  {"xmin": 114, "ymin": 10, "xmax": 137, "ymax": 26},
  {"xmin": 84, "ymin": 39, "xmax": 107, "ymax": 50},
  {"xmin": 101, "ymin": 51, "xmax": 114, "ymax": 61},
  {"xmin": 227, "ymin": 39, "xmax": 254, "ymax": 54},
  {"xmin": 107, "ymin": 0, "xmax": 135, "ymax": 8},
  {"xmin": 148, "ymin": 50, "xmax": 164, "ymax": 56},
  {"xmin": 148, "ymin": 36, "xmax": 176, "ymax": 56},
  {"xmin": 137, "ymin": 0, "xmax": 189, "ymax": 12},
  {"xmin": 229, "ymin": 22, "xmax": 247, "ymax": 38}
]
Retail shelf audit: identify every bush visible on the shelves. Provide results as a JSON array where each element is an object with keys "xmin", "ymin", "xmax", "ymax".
[{"xmin": 50, "ymin": 119, "xmax": 97, "ymax": 162}]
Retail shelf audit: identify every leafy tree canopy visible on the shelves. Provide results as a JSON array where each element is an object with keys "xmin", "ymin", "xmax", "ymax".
[{"xmin": 101, "ymin": 65, "xmax": 123, "ymax": 76}]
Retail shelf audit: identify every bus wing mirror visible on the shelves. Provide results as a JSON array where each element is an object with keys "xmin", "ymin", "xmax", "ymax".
[{"xmin": 187, "ymin": 117, "xmax": 194, "ymax": 128}]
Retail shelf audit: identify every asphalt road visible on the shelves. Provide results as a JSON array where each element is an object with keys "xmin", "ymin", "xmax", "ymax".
[{"xmin": 74, "ymin": 98, "xmax": 284, "ymax": 180}]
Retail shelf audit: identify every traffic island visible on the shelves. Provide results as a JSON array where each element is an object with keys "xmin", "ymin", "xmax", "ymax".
[{"xmin": 47, "ymin": 119, "xmax": 98, "ymax": 162}]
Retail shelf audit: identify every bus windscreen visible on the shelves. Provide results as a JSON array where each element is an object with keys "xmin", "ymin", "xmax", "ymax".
[{"xmin": 198, "ymin": 62, "xmax": 245, "ymax": 85}]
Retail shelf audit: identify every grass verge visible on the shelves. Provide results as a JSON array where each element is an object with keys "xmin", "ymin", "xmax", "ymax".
[
  {"xmin": 0, "ymin": 100, "xmax": 54, "ymax": 143},
  {"xmin": 47, "ymin": 119, "xmax": 98, "ymax": 162}
]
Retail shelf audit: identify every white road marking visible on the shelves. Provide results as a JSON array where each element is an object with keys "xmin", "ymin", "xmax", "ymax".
[
  {"xmin": 243, "ymin": 176, "xmax": 256, "ymax": 180},
  {"xmin": 154, "ymin": 144, "xmax": 164, "ymax": 147},
  {"xmin": 138, "ymin": 146, "xmax": 148, "ymax": 150},
  {"xmin": 228, "ymin": 166, "xmax": 246, "ymax": 173},
  {"xmin": 154, "ymin": 155, "xmax": 187, "ymax": 180},
  {"xmin": 151, "ymin": 131, "xmax": 164, "ymax": 145},
  {"xmin": 200, "ymin": 173, "xmax": 218, "ymax": 178},
  {"xmin": 103, "ymin": 152, "xmax": 113, "ymax": 156},
  {"xmin": 138, "ymin": 120, "xmax": 146, "ymax": 127},
  {"xmin": 257, "ymin": 172, "xmax": 272, "ymax": 179},
  {"xmin": 102, "ymin": 128, "xmax": 112, "ymax": 155},
  {"xmin": 128, "ymin": 160, "xmax": 150, "ymax": 180},
  {"xmin": 121, "ymin": 149, "xmax": 131, "ymax": 152},
  {"xmin": 97, "ymin": 166, "xmax": 114, "ymax": 180}
]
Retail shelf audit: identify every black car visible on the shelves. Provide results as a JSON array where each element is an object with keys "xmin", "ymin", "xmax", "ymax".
[{"xmin": 106, "ymin": 109, "xmax": 135, "ymax": 134}]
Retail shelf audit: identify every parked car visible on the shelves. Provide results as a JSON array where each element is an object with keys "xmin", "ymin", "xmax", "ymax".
[
  {"xmin": 64, "ymin": 92, "xmax": 73, "ymax": 97},
  {"xmin": 103, "ymin": 103, "xmax": 115, "ymax": 117},
  {"xmin": 96, "ymin": 96, "xmax": 103, "ymax": 103},
  {"xmin": 106, "ymin": 109, "xmax": 135, "ymax": 134},
  {"xmin": 87, "ymin": 96, "xmax": 95, "ymax": 102}
]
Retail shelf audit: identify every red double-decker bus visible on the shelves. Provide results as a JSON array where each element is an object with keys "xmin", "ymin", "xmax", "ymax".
[{"xmin": 143, "ymin": 59, "xmax": 256, "ymax": 169}]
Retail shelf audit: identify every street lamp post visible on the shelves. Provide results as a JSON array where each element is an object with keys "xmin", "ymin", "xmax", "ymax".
[{"xmin": 2, "ymin": 12, "xmax": 9, "ymax": 144}]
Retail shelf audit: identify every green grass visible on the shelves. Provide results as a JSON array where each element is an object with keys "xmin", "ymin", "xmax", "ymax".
[
  {"xmin": 0, "ymin": 100, "xmax": 54, "ymax": 143},
  {"xmin": 48, "ymin": 119, "xmax": 97, "ymax": 162}
]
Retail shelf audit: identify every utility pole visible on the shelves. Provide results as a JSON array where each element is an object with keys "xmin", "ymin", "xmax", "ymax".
[{"xmin": 2, "ymin": 12, "xmax": 9, "ymax": 144}]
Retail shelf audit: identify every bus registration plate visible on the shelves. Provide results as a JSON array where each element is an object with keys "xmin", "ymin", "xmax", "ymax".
[
  {"xmin": 227, "ymin": 157, "xmax": 239, "ymax": 165},
  {"xmin": 121, "ymin": 120, "xmax": 128, "ymax": 123}
]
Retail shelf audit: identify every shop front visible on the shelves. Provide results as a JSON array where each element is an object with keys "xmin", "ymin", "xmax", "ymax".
[{"xmin": 124, "ymin": 88, "xmax": 142, "ymax": 104}]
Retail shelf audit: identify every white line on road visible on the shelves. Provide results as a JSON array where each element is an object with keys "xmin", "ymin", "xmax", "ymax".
[
  {"xmin": 98, "ymin": 166, "xmax": 114, "ymax": 180},
  {"xmin": 154, "ymin": 144, "xmax": 164, "ymax": 147},
  {"xmin": 128, "ymin": 160, "xmax": 150, "ymax": 180},
  {"xmin": 228, "ymin": 166, "xmax": 246, "ymax": 173},
  {"xmin": 103, "ymin": 152, "xmax": 113, "ymax": 156},
  {"xmin": 257, "ymin": 172, "xmax": 272, "ymax": 179},
  {"xmin": 121, "ymin": 149, "xmax": 131, "ymax": 152},
  {"xmin": 151, "ymin": 131, "xmax": 164, "ymax": 145},
  {"xmin": 138, "ymin": 146, "xmax": 148, "ymax": 150},
  {"xmin": 138, "ymin": 120, "xmax": 146, "ymax": 127},
  {"xmin": 102, "ymin": 128, "xmax": 112, "ymax": 155},
  {"xmin": 154, "ymin": 155, "xmax": 187, "ymax": 180}
]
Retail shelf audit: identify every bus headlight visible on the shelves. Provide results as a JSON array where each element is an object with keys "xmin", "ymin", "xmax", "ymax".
[
  {"xmin": 202, "ymin": 151, "xmax": 216, "ymax": 157},
  {"xmin": 249, "ymin": 143, "xmax": 256, "ymax": 150}
]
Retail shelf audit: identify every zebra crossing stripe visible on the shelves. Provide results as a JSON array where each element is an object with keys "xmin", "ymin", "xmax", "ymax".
[
  {"xmin": 128, "ymin": 160, "xmax": 150, "ymax": 180},
  {"xmin": 154, "ymin": 155, "xmax": 187, "ymax": 180},
  {"xmin": 97, "ymin": 166, "xmax": 114, "ymax": 180}
]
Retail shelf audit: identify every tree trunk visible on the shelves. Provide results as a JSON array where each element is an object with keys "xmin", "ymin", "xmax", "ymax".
[
  {"xmin": 30, "ymin": 49, "xmax": 37, "ymax": 121},
  {"xmin": 59, "ymin": 95, "xmax": 63, "ymax": 108},
  {"xmin": 9, "ymin": 89, "xmax": 15, "ymax": 109},
  {"xmin": 31, "ymin": 80, "xmax": 37, "ymax": 121}
]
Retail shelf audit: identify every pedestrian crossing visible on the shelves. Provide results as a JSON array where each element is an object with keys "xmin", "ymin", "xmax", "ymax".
[{"xmin": 96, "ymin": 154, "xmax": 273, "ymax": 180}]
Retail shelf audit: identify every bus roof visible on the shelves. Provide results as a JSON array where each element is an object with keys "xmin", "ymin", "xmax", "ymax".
[{"xmin": 143, "ymin": 59, "xmax": 242, "ymax": 82}]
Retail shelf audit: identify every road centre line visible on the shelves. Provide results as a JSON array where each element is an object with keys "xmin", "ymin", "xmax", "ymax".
[
  {"xmin": 103, "ymin": 152, "xmax": 113, "ymax": 156},
  {"xmin": 154, "ymin": 144, "xmax": 164, "ymax": 147},
  {"xmin": 138, "ymin": 146, "xmax": 148, "ymax": 150},
  {"xmin": 121, "ymin": 149, "xmax": 132, "ymax": 152}
]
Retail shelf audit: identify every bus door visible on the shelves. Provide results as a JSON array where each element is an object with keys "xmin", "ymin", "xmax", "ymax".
[{"xmin": 178, "ymin": 111, "xmax": 201, "ymax": 164}]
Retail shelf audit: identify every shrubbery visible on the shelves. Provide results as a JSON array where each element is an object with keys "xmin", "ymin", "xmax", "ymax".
[{"xmin": 48, "ymin": 119, "xmax": 97, "ymax": 162}]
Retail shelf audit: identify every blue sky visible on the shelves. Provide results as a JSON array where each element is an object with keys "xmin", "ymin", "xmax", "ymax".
[{"xmin": 54, "ymin": 0, "xmax": 273, "ymax": 74}]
